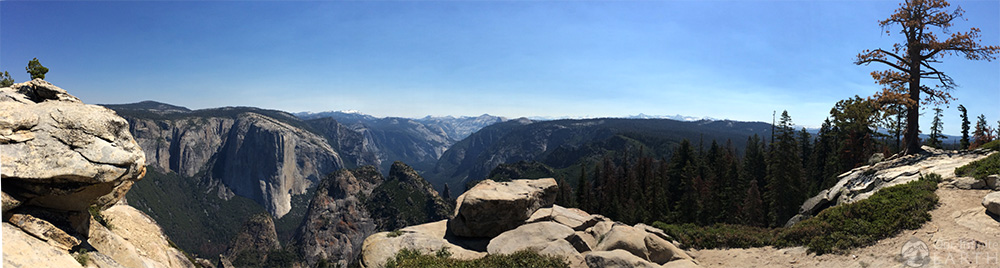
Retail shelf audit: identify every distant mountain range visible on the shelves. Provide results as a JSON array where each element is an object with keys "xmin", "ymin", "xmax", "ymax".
[{"xmin": 425, "ymin": 117, "xmax": 774, "ymax": 194}]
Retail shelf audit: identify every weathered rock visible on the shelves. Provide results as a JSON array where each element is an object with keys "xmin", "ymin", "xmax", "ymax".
[
  {"xmin": 791, "ymin": 148, "xmax": 994, "ymax": 226},
  {"xmin": 527, "ymin": 205, "xmax": 606, "ymax": 231},
  {"xmin": 645, "ymin": 230, "xmax": 690, "ymax": 264},
  {"xmin": 566, "ymin": 231, "xmax": 598, "ymax": 253},
  {"xmin": 2, "ymin": 191, "xmax": 22, "ymax": 212},
  {"xmin": 986, "ymin": 175, "xmax": 1000, "ymax": 190},
  {"xmin": 85, "ymin": 251, "xmax": 128, "ymax": 268},
  {"xmin": 2, "ymin": 222, "xmax": 83, "ymax": 268},
  {"xmin": 99, "ymin": 204, "xmax": 194, "ymax": 267},
  {"xmin": 87, "ymin": 212, "xmax": 157, "ymax": 268},
  {"xmin": 584, "ymin": 249, "xmax": 659, "ymax": 268},
  {"xmin": 594, "ymin": 225, "xmax": 651, "ymax": 261},
  {"xmin": 1, "ymin": 79, "xmax": 145, "ymax": 211},
  {"xmin": 953, "ymin": 177, "xmax": 987, "ymax": 190},
  {"xmin": 662, "ymin": 259, "xmax": 700, "ymax": 268},
  {"xmin": 635, "ymin": 223, "xmax": 672, "ymax": 242},
  {"xmin": 983, "ymin": 192, "xmax": 1000, "ymax": 216},
  {"xmin": 449, "ymin": 178, "xmax": 558, "ymax": 237},
  {"xmin": 223, "ymin": 213, "xmax": 281, "ymax": 264},
  {"xmin": 868, "ymin": 152, "xmax": 885, "ymax": 165},
  {"xmin": 297, "ymin": 167, "xmax": 382, "ymax": 267},
  {"xmin": 365, "ymin": 162, "xmax": 452, "ymax": 231},
  {"xmin": 487, "ymin": 221, "xmax": 576, "ymax": 255},
  {"xmin": 360, "ymin": 220, "xmax": 487, "ymax": 268},
  {"xmin": 194, "ymin": 258, "xmax": 217, "ymax": 268},
  {"xmin": 6, "ymin": 213, "xmax": 80, "ymax": 250},
  {"xmin": 298, "ymin": 163, "xmax": 452, "ymax": 267},
  {"xmin": 586, "ymin": 220, "xmax": 617, "ymax": 241}
]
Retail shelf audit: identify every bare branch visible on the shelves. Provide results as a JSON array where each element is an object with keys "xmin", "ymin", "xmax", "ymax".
[{"xmin": 857, "ymin": 58, "xmax": 910, "ymax": 73}]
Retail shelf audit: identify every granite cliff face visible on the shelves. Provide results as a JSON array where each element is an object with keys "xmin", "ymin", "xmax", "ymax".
[
  {"xmin": 305, "ymin": 112, "xmax": 457, "ymax": 173},
  {"xmin": 1, "ymin": 80, "xmax": 195, "ymax": 268},
  {"xmin": 106, "ymin": 103, "xmax": 346, "ymax": 218}
]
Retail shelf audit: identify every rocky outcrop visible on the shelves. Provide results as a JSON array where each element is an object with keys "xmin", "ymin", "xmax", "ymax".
[
  {"xmin": 789, "ymin": 147, "xmax": 994, "ymax": 226},
  {"xmin": 983, "ymin": 192, "xmax": 1000, "ymax": 216},
  {"xmin": 449, "ymin": 178, "xmax": 558, "ymax": 237},
  {"xmin": 297, "ymin": 162, "xmax": 450, "ymax": 267},
  {"xmin": 296, "ymin": 166, "xmax": 383, "ymax": 267},
  {"xmin": 360, "ymin": 178, "xmax": 699, "ymax": 268},
  {"xmin": 584, "ymin": 249, "xmax": 659, "ymax": 268},
  {"xmin": 365, "ymin": 162, "xmax": 452, "ymax": 231},
  {"xmin": 1, "ymin": 80, "xmax": 192, "ymax": 268},
  {"xmin": 1, "ymin": 79, "xmax": 145, "ymax": 211},
  {"xmin": 222, "ymin": 213, "xmax": 281, "ymax": 264},
  {"xmin": 359, "ymin": 220, "xmax": 488, "ymax": 268}
]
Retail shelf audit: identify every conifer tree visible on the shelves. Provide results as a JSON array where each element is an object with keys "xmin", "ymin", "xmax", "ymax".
[
  {"xmin": 972, "ymin": 114, "xmax": 994, "ymax": 148},
  {"xmin": 958, "ymin": 105, "xmax": 971, "ymax": 149},
  {"xmin": 856, "ymin": 0, "xmax": 999, "ymax": 155},
  {"xmin": 741, "ymin": 179, "xmax": 766, "ymax": 227},
  {"xmin": 927, "ymin": 107, "xmax": 944, "ymax": 148},
  {"xmin": 26, "ymin": 58, "xmax": 48, "ymax": 80},
  {"xmin": 765, "ymin": 111, "xmax": 804, "ymax": 227},
  {"xmin": 576, "ymin": 165, "xmax": 590, "ymax": 211},
  {"xmin": 442, "ymin": 183, "xmax": 451, "ymax": 200},
  {"xmin": 0, "ymin": 71, "xmax": 13, "ymax": 87}
]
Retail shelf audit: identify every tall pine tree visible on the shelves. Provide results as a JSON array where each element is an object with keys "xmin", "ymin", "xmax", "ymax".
[{"xmin": 765, "ymin": 111, "xmax": 804, "ymax": 227}]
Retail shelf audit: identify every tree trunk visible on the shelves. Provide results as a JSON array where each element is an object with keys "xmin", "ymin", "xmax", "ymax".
[{"xmin": 903, "ymin": 47, "xmax": 924, "ymax": 155}]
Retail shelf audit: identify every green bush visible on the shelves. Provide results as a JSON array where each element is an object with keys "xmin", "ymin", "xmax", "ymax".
[
  {"xmin": 956, "ymin": 153, "xmax": 1000, "ymax": 180},
  {"xmin": 980, "ymin": 140, "xmax": 1000, "ymax": 151},
  {"xmin": 653, "ymin": 222, "xmax": 774, "ymax": 249},
  {"xmin": 74, "ymin": 248, "xmax": 89, "ymax": 266},
  {"xmin": 88, "ymin": 206, "xmax": 113, "ymax": 230},
  {"xmin": 654, "ymin": 173, "xmax": 940, "ymax": 255},
  {"xmin": 385, "ymin": 249, "xmax": 568, "ymax": 268},
  {"xmin": 387, "ymin": 229, "xmax": 404, "ymax": 238}
]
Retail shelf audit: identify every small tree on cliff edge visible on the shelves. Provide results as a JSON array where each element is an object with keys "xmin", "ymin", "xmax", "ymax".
[
  {"xmin": 0, "ymin": 71, "xmax": 13, "ymax": 87},
  {"xmin": 855, "ymin": 0, "xmax": 999, "ymax": 155},
  {"xmin": 26, "ymin": 58, "xmax": 48, "ymax": 80}
]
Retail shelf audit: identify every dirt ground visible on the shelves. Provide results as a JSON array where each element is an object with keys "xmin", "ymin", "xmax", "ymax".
[{"xmin": 690, "ymin": 187, "xmax": 1000, "ymax": 268}]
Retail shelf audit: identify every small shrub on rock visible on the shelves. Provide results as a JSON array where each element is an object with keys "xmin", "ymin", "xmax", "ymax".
[
  {"xmin": 385, "ymin": 249, "xmax": 568, "ymax": 268},
  {"xmin": 955, "ymin": 153, "xmax": 1000, "ymax": 180},
  {"xmin": 655, "ymin": 173, "xmax": 941, "ymax": 255}
]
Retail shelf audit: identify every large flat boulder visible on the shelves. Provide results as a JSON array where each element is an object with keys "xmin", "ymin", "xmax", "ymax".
[
  {"xmin": 487, "ymin": 221, "xmax": 576, "ymax": 255},
  {"xmin": 594, "ymin": 225, "xmax": 651, "ymax": 262},
  {"xmin": 101, "ymin": 204, "xmax": 195, "ymax": 268},
  {"xmin": 584, "ymin": 249, "xmax": 659, "ymax": 268},
  {"xmin": 448, "ymin": 178, "xmax": 558, "ymax": 238},
  {"xmin": 2, "ymin": 223, "xmax": 83, "ymax": 268},
  {"xmin": 360, "ymin": 220, "xmax": 486, "ymax": 268},
  {"xmin": 1, "ymin": 79, "xmax": 146, "ymax": 211}
]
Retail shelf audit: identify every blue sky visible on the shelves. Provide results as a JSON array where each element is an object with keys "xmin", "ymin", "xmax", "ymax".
[{"xmin": 1, "ymin": 0, "xmax": 997, "ymax": 135}]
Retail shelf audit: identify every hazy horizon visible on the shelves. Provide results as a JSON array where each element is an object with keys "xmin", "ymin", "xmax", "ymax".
[{"xmin": 2, "ymin": 0, "xmax": 997, "ymax": 135}]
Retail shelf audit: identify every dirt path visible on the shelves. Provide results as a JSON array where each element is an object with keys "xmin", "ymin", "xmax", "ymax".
[{"xmin": 690, "ymin": 187, "xmax": 1000, "ymax": 268}]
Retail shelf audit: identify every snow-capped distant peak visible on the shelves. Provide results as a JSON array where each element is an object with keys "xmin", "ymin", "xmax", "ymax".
[
  {"xmin": 626, "ymin": 113, "xmax": 718, "ymax": 122},
  {"xmin": 337, "ymin": 109, "xmax": 362, "ymax": 114}
]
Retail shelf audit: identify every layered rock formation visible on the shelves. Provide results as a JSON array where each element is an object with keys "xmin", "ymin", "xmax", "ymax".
[
  {"xmin": 360, "ymin": 178, "xmax": 700, "ymax": 268},
  {"xmin": 1, "ymin": 80, "xmax": 193, "ymax": 268},
  {"xmin": 789, "ymin": 147, "xmax": 994, "ymax": 226}
]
